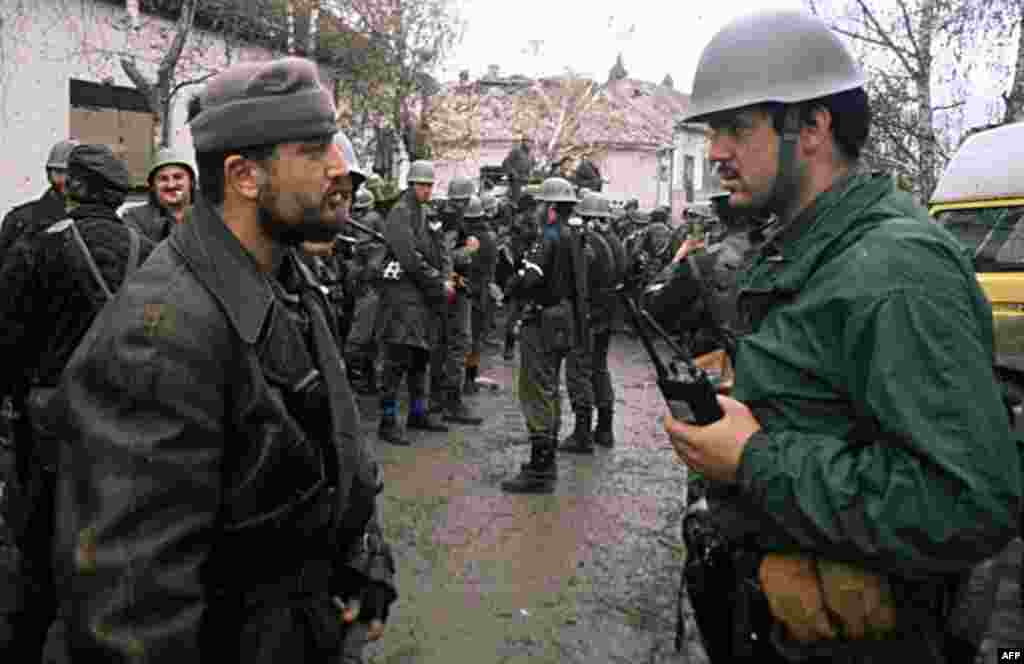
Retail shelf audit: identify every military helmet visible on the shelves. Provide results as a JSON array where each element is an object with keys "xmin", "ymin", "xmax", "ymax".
[
  {"xmin": 463, "ymin": 195, "xmax": 485, "ymax": 219},
  {"xmin": 147, "ymin": 147, "xmax": 196, "ymax": 184},
  {"xmin": 480, "ymin": 192, "xmax": 498, "ymax": 216},
  {"xmin": 407, "ymin": 160, "xmax": 435, "ymax": 184},
  {"xmin": 447, "ymin": 175, "xmax": 475, "ymax": 201},
  {"xmin": 684, "ymin": 9, "xmax": 864, "ymax": 123},
  {"xmin": 46, "ymin": 139, "xmax": 80, "ymax": 170},
  {"xmin": 334, "ymin": 131, "xmax": 366, "ymax": 191},
  {"xmin": 649, "ymin": 206, "xmax": 670, "ymax": 223},
  {"xmin": 354, "ymin": 187, "xmax": 375, "ymax": 210},
  {"xmin": 538, "ymin": 177, "xmax": 577, "ymax": 203},
  {"xmin": 577, "ymin": 187, "xmax": 593, "ymax": 200},
  {"xmin": 577, "ymin": 192, "xmax": 611, "ymax": 219}
]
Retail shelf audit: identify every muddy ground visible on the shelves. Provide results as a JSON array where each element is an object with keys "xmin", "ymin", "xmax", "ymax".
[{"xmin": 354, "ymin": 332, "xmax": 694, "ymax": 664}]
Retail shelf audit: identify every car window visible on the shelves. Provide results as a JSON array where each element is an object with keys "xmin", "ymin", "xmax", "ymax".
[{"xmin": 935, "ymin": 206, "xmax": 1024, "ymax": 271}]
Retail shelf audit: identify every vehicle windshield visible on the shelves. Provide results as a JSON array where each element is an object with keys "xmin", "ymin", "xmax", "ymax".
[{"xmin": 934, "ymin": 206, "xmax": 1024, "ymax": 272}]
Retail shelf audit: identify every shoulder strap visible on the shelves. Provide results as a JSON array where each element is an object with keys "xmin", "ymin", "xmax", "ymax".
[
  {"xmin": 124, "ymin": 226, "xmax": 141, "ymax": 282},
  {"xmin": 66, "ymin": 219, "xmax": 114, "ymax": 301}
]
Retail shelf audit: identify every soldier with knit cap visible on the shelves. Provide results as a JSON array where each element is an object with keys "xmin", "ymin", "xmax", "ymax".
[{"xmin": 45, "ymin": 57, "xmax": 397, "ymax": 663}]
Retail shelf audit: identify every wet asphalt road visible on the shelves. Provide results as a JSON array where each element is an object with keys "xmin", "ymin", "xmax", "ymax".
[{"xmin": 356, "ymin": 332, "xmax": 693, "ymax": 663}]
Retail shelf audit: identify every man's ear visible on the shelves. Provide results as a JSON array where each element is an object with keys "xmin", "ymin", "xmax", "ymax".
[
  {"xmin": 225, "ymin": 155, "xmax": 264, "ymax": 201},
  {"xmin": 800, "ymin": 106, "xmax": 833, "ymax": 157}
]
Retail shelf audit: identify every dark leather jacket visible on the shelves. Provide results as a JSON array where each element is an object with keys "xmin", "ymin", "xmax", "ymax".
[
  {"xmin": 122, "ymin": 199, "xmax": 180, "ymax": 244},
  {"xmin": 49, "ymin": 198, "xmax": 394, "ymax": 663}
]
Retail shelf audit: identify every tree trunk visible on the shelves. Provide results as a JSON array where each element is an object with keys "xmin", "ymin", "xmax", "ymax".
[
  {"xmin": 916, "ymin": 0, "xmax": 937, "ymax": 201},
  {"xmin": 1004, "ymin": 3, "xmax": 1024, "ymax": 124}
]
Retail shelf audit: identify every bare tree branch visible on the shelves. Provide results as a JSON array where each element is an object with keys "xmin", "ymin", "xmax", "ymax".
[
  {"xmin": 170, "ymin": 70, "xmax": 218, "ymax": 98},
  {"xmin": 120, "ymin": 57, "xmax": 157, "ymax": 111},
  {"xmin": 854, "ymin": 0, "xmax": 920, "ymax": 78},
  {"xmin": 895, "ymin": 0, "xmax": 922, "ymax": 63},
  {"xmin": 158, "ymin": 0, "xmax": 199, "ymax": 82}
]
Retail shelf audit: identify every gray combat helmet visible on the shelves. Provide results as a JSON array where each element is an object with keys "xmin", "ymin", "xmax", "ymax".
[
  {"xmin": 447, "ymin": 175, "xmax": 475, "ymax": 201},
  {"xmin": 480, "ymin": 192, "xmax": 498, "ymax": 217},
  {"xmin": 334, "ymin": 131, "xmax": 366, "ymax": 191},
  {"xmin": 148, "ymin": 147, "xmax": 196, "ymax": 184},
  {"xmin": 538, "ymin": 177, "xmax": 577, "ymax": 203},
  {"xmin": 577, "ymin": 192, "xmax": 611, "ymax": 219},
  {"xmin": 463, "ymin": 195, "xmax": 485, "ymax": 219},
  {"xmin": 354, "ymin": 187, "xmax": 375, "ymax": 210},
  {"xmin": 46, "ymin": 139, "xmax": 80, "ymax": 170},
  {"xmin": 407, "ymin": 160, "xmax": 435, "ymax": 184},
  {"xmin": 683, "ymin": 9, "xmax": 865, "ymax": 123}
]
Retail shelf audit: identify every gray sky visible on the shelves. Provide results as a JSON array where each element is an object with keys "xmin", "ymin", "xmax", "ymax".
[{"xmin": 443, "ymin": 0, "xmax": 805, "ymax": 91}]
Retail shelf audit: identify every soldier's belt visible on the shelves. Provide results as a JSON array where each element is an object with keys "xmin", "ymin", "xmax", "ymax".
[{"xmin": 759, "ymin": 553, "xmax": 898, "ymax": 643}]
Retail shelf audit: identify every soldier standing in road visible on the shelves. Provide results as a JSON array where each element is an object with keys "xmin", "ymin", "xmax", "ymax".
[
  {"xmin": 0, "ymin": 143, "xmax": 154, "ymax": 663},
  {"xmin": 666, "ymin": 11, "xmax": 1018, "ymax": 662},
  {"xmin": 0, "ymin": 139, "xmax": 78, "ymax": 266},
  {"xmin": 501, "ymin": 177, "xmax": 588, "ymax": 494},
  {"xmin": 500, "ymin": 194, "xmax": 541, "ymax": 360},
  {"xmin": 46, "ymin": 58, "xmax": 397, "ymax": 662},
  {"xmin": 378, "ymin": 160, "xmax": 452, "ymax": 445},
  {"xmin": 460, "ymin": 195, "xmax": 498, "ymax": 395},
  {"xmin": 560, "ymin": 193, "xmax": 627, "ymax": 453},
  {"xmin": 121, "ymin": 148, "xmax": 196, "ymax": 244},
  {"xmin": 431, "ymin": 176, "xmax": 484, "ymax": 424},
  {"xmin": 345, "ymin": 187, "xmax": 387, "ymax": 395}
]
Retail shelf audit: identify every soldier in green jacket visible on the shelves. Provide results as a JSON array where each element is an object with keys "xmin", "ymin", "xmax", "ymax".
[{"xmin": 666, "ymin": 9, "xmax": 1021, "ymax": 663}]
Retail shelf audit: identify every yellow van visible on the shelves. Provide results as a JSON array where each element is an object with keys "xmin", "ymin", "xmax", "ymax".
[{"xmin": 929, "ymin": 121, "xmax": 1024, "ymax": 405}]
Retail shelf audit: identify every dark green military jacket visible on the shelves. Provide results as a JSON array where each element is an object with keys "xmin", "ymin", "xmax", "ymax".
[{"xmin": 732, "ymin": 172, "xmax": 1021, "ymax": 577}]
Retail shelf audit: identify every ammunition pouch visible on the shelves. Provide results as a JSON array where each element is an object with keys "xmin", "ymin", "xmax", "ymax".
[{"xmin": 539, "ymin": 299, "xmax": 575, "ymax": 354}]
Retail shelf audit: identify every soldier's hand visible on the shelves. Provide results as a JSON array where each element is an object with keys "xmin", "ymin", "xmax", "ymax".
[
  {"xmin": 663, "ymin": 395, "xmax": 760, "ymax": 483},
  {"xmin": 334, "ymin": 581, "xmax": 395, "ymax": 641},
  {"xmin": 465, "ymin": 236, "xmax": 480, "ymax": 253},
  {"xmin": 671, "ymin": 238, "xmax": 705, "ymax": 264}
]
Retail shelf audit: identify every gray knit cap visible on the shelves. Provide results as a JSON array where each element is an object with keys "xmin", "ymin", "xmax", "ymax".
[{"xmin": 190, "ymin": 57, "xmax": 337, "ymax": 152}]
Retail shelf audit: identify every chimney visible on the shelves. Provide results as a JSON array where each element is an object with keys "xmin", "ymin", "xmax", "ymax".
[{"xmin": 487, "ymin": 64, "xmax": 500, "ymax": 80}]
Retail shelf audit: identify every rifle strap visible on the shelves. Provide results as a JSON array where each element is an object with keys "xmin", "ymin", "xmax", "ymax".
[{"xmin": 67, "ymin": 220, "xmax": 114, "ymax": 301}]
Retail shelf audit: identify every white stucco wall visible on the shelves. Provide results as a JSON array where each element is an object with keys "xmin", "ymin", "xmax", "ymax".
[{"xmin": 0, "ymin": 0, "xmax": 291, "ymax": 214}]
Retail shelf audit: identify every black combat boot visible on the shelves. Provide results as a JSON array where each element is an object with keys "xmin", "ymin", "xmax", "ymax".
[
  {"xmin": 463, "ymin": 366, "xmax": 479, "ymax": 395},
  {"xmin": 594, "ymin": 408, "xmax": 615, "ymax": 448},
  {"xmin": 443, "ymin": 389, "xmax": 484, "ymax": 425},
  {"xmin": 406, "ymin": 399, "xmax": 449, "ymax": 432},
  {"xmin": 558, "ymin": 410, "xmax": 594, "ymax": 454},
  {"xmin": 501, "ymin": 439, "xmax": 557, "ymax": 494}
]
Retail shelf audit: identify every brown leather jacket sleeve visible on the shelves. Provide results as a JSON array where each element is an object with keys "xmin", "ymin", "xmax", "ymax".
[{"xmin": 52, "ymin": 279, "xmax": 232, "ymax": 662}]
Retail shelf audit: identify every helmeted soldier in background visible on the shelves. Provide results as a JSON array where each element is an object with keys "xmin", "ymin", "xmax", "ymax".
[
  {"xmin": 560, "ymin": 193, "xmax": 627, "ymax": 453},
  {"xmin": 122, "ymin": 147, "xmax": 196, "ymax": 244},
  {"xmin": 430, "ymin": 175, "xmax": 483, "ymax": 424},
  {"xmin": 346, "ymin": 186, "xmax": 387, "ymax": 395},
  {"xmin": 460, "ymin": 195, "xmax": 498, "ymax": 395},
  {"xmin": 0, "ymin": 143, "xmax": 154, "ymax": 662},
  {"xmin": 0, "ymin": 139, "xmax": 78, "ymax": 266},
  {"xmin": 501, "ymin": 177, "xmax": 589, "ymax": 493},
  {"xmin": 378, "ymin": 160, "xmax": 452, "ymax": 445}
]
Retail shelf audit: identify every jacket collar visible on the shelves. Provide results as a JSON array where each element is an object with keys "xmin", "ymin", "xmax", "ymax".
[
  {"xmin": 69, "ymin": 203, "xmax": 122, "ymax": 223},
  {"xmin": 168, "ymin": 197, "xmax": 275, "ymax": 345}
]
